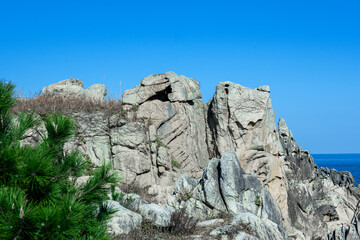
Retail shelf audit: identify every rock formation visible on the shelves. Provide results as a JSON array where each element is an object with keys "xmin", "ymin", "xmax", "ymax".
[
  {"xmin": 22, "ymin": 72, "xmax": 360, "ymax": 239},
  {"xmin": 167, "ymin": 151, "xmax": 288, "ymax": 239},
  {"xmin": 42, "ymin": 78, "xmax": 107, "ymax": 102}
]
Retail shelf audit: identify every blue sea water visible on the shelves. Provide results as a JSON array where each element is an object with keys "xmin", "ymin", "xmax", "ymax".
[{"xmin": 312, "ymin": 154, "xmax": 360, "ymax": 184}]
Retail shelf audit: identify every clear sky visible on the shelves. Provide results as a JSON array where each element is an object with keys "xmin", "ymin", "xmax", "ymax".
[{"xmin": 1, "ymin": 0, "xmax": 359, "ymax": 154}]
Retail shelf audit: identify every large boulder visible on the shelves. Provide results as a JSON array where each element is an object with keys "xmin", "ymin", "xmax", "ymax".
[
  {"xmin": 209, "ymin": 213, "xmax": 288, "ymax": 240},
  {"xmin": 84, "ymin": 84, "xmax": 107, "ymax": 102},
  {"xmin": 138, "ymin": 203, "xmax": 175, "ymax": 227},
  {"xmin": 42, "ymin": 78, "xmax": 107, "ymax": 102},
  {"xmin": 106, "ymin": 200, "xmax": 142, "ymax": 235}
]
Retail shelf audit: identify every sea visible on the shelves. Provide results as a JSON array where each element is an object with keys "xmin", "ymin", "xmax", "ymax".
[{"xmin": 312, "ymin": 154, "xmax": 360, "ymax": 185}]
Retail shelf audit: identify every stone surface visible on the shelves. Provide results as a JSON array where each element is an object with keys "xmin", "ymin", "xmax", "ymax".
[
  {"xmin": 138, "ymin": 203, "xmax": 175, "ymax": 227},
  {"xmin": 64, "ymin": 112, "xmax": 111, "ymax": 167},
  {"xmin": 209, "ymin": 213, "xmax": 287, "ymax": 240},
  {"xmin": 122, "ymin": 72, "xmax": 201, "ymax": 105},
  {"xmin": 279, "ymin": 118, "xmax": 360, "ymax": 238},
  {"xmin": 206, "ymin": 82, "xmax": 289, "ymax": 230},
  {"xmin": 327, "ymin": 218, "xmax": 360, "ymax": 240},
  {"xmin": 318, "ymin": 167, "xmax": 356, "ymax": 188},
  {"xmin": 74, "ymin": 176, "xmax": 90, "ymax": 186},
  {"xmin": 28, "ymin": 72, "xmax": 360, "ymax": 240},
  {"xmin": 174, "ymin": 175, "xmax": 198, "ymax": 194},
  {"xmin": 84, "ymin": 84, "xmax": 107, "ymax": 102},
  {"xmin": 106, "ymin": 200, "xmax": 142, "ymax": 235},
  {"xmin": 196, "ymin": 219, "xmax": 225, "ymax": 227},
  {"xmin": 168, "ymin": 151, "xmax": 283, "ymax": 228},
  {"xmin": 42, "ymin": 78, "xmax": 107, "ymax": 102}
]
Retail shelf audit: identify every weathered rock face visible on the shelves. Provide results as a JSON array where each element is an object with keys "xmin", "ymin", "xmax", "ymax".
[
  {"xmin": 122, "ymin": 72, "xmax": 201, "ymax": 104},
  {"xmin": 327, "ymin": 218, "xmax": 360, "ymax": 240},
  {"xmin": 65, "ymin": 112, "xmax": 111, "ymax": 166},
  {"xmin": 205, "ymin": 82, "xmax": 289, "ymax": 225},
  {"xmin": 138, "ymin": 203, "xmax": 175, "ymax": 227},
  {"xmin": 37, "ymin": 72, "xmax": 209, "ymax": 204},
  {"xmin": 168, "ymin": 151, "xmax": 283, "ymax": 225},
  {"xmin": 167, "ymin": 151, "xmax": 287, "ymax": 239},
  {"xmin": 106, "ymin": 200, "xmax": 142, "ymax": 235},
  {"xmin": 42, "ymin": 78, "xmax": 107, "ymax": 102},
  {"xmin": 279, "ymin": 118, "xmax": 360, "ymax": 239},
  {"xmin": 33, "ymin": 72, "xmax": 360, "ymax": 240},
  {"xmin": 278, "ymin": 118, "xmax": 328, "ymax": 239},
  {"xmin": 118, "ymin": 72, "xmax": 209, "ymax": 202},
  {"xmin": 204, "ymin": 82, "xmax": 301, "ymax": 237}
]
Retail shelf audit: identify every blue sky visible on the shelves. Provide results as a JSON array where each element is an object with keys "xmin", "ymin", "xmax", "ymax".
[{"xmin": 1, "ymin": 0, "xmax": 359, "ymax": 153}]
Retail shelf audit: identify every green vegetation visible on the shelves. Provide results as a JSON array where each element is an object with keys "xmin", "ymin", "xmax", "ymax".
[
  {"xmin": 179, "ymin": 192, "xmax": 192, "ymax": 202},
  {"xmin": 110, "ymin": 184, "xmax": 134, "ymax": 208},
  {"xmin": 254, "ymin": 198, "xmax": 261, "ymax": 206},
  {"xmin": 156, "ymin": 137, "xmax": 166, "ymax": 148},
  {"xmin": 171, "ymin": 160, "xmax": 181, "ymax": 168},
  {"xmin": 131, "ymin": 104, "xmax": 139, "ymax": 111},
  {"xmin": 139, "ymin": 116, "xmax": 146, "ymax": 123},
  {"xmin": 118, "ymin": 109, "xmax": 127, "ymax": 119},
  {"xmin": 0, "ymin": 81, "xmax": 119, "ymax": 240}
]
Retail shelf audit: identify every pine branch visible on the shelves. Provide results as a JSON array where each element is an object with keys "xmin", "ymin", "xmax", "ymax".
[
  {"xmin": 50, "ymin": 169, "xmax": 72, "ymax": 181},
  {"xmin": 8, "ymin": 131, "xmax": 21, "ymax": 149},
  {"xmin": 76, "ymin": 173, "xmax": 109, "ymax": 201}
]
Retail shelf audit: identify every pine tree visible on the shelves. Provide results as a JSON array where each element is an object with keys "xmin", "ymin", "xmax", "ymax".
[{"xmin": 0, "ymin": 81, "xmax": 119, "ymax": 240}]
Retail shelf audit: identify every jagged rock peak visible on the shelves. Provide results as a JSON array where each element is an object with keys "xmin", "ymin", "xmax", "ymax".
[
  {"xmin": 42, "ymin": 78, "xmax": 107, "ymax": 102},
  {"xmin": 278, "ymin": 118, "xmax": 290, "ymax": 137},
  {"xmin": 122, "ymin": 71, "xmax": 202, "ymax": 105}
]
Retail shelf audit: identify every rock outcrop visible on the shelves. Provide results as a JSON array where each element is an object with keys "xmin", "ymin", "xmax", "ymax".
[
  {"xmin": 27, "ymin": 72, "xmax": 360, "ymax": 239},
  {"xmin": 327, "ymin": 218, "xmax": 360, "ymax": 240},
  {"xmin": 210, "ymin": 213, "xmax": 287, "ymax": 240},
  {"xmin": 279, "ymin": 118, "xmax": 360, "ymax": 238},
  {"xmin": 42, "ymin": 78, "xmax": 107, "ymax": 102},
  {"xmin": 168, "ymin": 151, "xmax": 282, "ymax": 226},
  {"xmin": 122, "ymin": 71, "xmax": 201, "ymax": 104},
  {"xmin": 106, "ymin": 200, "xmax": 143, "ymax": 235},
  {"xmin": 167, "ymin": 151, "xmax": 287, "ymax": 239},
  {"xmin": 37, "ymin": 72, "xmax": 209, "ymax": 203}
]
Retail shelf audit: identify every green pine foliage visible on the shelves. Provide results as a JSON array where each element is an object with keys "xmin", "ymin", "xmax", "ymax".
[{"xmin": 0, "ymin": 81, "xmax": 119, "ymax": 240}]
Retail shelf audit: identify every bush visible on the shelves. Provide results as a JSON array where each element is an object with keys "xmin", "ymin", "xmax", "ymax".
[
  {"xmin": 166, "ymin": 208, "xmax": 198, "ymax": 235},
  {"xmin": 0, "ymin": 81, "xmax": 119, "ymax": 240}
]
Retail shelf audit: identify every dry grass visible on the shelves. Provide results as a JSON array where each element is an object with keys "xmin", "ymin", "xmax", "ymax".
[
  {"xmin": 113, "ymin": 209, "xmax": 199, "ymax": 240},
  {"xmin": 11, "ymin": 93, "xmax": 124, "ymax": 116},
  {"xmin": 166, "ymin": 208, "xmax": 198, "ymax": 235},
  {"xmin": 119, "ymin": 184, "xmax": 157, "ymax": 203}
]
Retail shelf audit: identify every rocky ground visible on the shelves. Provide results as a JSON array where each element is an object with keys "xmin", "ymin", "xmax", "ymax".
[{"xmin": 20, "ymin": 72, "xmax": 360, "ymax": 240}]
